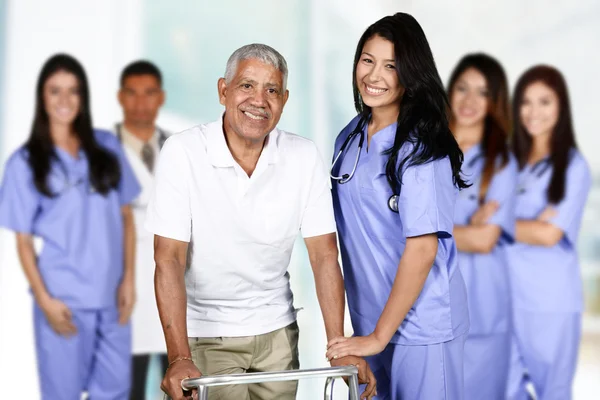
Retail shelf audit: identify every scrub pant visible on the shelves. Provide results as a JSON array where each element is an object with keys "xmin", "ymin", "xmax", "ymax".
[
  {"xmin": 506, "ymin": 310, "xmax": 581, "ymax": 400},
  {"xmin": 463, "ymin": 333, "xmax": 510, "ymax": 400},
  {"xmin": 363, "ymin": 334, "xmax": 466, "ymax": 400},
  {"xmin": 34, "ymin": 305, "xmax": 132, "ymax": 400}
]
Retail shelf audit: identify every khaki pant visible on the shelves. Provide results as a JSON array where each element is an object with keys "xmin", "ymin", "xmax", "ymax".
[{"xmin": 189, "ymin": 322, "xmax": 300, "ymax": 400}]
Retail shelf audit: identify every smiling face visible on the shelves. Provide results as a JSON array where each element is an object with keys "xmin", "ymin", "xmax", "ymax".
[
  {"xmin": 520, "ymin": 81, "xmax": 560, "ymax": 139},
  {"xmin": 218, "ymin": 58, "xmax": 289, "ymax": 143},
  {"xmin": 450, "ymin": 67, "xmax": 489, "ymax": 129},
  {"xmin": 43, "ymin": 70, "xmax": 81, "ymax": 127},
  {"xmin": 355, "ymin": 35, "xmax": 404, "ymax": 113}
]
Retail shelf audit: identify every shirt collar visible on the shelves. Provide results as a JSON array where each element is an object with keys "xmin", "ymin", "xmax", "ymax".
[
  {"xmin": 206, "ymin": 112, "xmax": 280, "ymax": 168},
  {"xmin": 120, "ymin": 123, "xmax": 159, "ymax": 155}
]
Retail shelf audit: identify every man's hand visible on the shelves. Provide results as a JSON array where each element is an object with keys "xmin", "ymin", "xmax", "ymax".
[
  {"xmin": 39, "ymin": 297, "xmax": 77, "ymax": 337},
  {"xmin": 118, "ymin": 276, "xmax": 135, "ymax": 325},
  {"xmin": 161, "ymin": 359, "xmax": 202, "ymax": 400},
  {"xmin": 330, "ymin": 356, "xmax": 377, "ymax": 400},
  {"xmin": 470, "ymin": 200, "xmax": 499, "ymax": 225}
]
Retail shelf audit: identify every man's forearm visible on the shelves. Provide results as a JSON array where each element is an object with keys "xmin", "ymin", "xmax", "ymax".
[
  {"xmin": 155, "ymin": 259, "xmax": 191, "ymax": 361},
  {"xmin": 313, "ymin": 255, "xmax": 346, "ymax": 340}
]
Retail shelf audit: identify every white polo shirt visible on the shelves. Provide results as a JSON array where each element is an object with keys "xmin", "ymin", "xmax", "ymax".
[{"xmin": 145, "ymin": 117, "xmax": 336, "ymax": 337}]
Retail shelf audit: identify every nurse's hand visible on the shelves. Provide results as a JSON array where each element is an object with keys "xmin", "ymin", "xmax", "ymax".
[
  {"xmin": 470, "ymin": 200, "xmax": 499, "ymax": 225},
  {"xmin": 39, "ymin": 297, "xmax": 77, "ymax": 337},
  {"xmin": 330, "ymin": 356, "xmax": 377, "ymax": 399},
  {"xmin": 538, "ymin": 206, "xmax": 558, "ymax": 222},
  {"xmin": 162, "ymin": 359, "xmax": 202, "ymax": 400},
  {"xmin": 326, "ymin": 334, "xmax": 386, "ymax": 360},
  {"xmin": 118, "ymin": 277, "xmax": 136, "ymax": 325}
]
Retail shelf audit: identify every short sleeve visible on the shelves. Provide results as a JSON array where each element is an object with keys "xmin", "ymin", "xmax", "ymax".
[
  {"xmin": 547, "ymin": 154, "xmax": 591, "ymax": 247},
  {"xmin": 0, "ymin": 150, "xmax": 41, "ymax": 234},
  {"xmin": 398, "ymin": 158, "xmax": 456, "ymax": 238},
  {"xmin": 485, "ymin": 155, "xmax": 518, "ymax": 244},
  {"xmin": 300, "ymin": 145, "xmax": 337, "ymax": 238},
  {"xmin": 145, "ymin": 137, "xmax": 192, "ymax": 242}
]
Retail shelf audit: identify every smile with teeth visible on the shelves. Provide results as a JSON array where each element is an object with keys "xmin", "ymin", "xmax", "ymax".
[
  {"xmin": 243, "ymin": 111, "xmax": 267, "ymax": 120},
  {"xmin": 365, "ymin": 84, "xmax": 388, "ymax": 95}
]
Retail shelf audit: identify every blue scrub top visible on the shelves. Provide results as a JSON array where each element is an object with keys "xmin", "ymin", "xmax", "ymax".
[
  {"xmin": 0, "ymin": 130, "xmax": 141, "ymax": 309},
  {"xmin": 506, "ymin": 149, "xmax": 590, "ymax": 313},
  {"xmin": 454, "ymin": 144, "xmax": 518, "ymax": 335},
  {"xmin": 332, "ymin": 115, "xmax": 469, "ymax": 346}
]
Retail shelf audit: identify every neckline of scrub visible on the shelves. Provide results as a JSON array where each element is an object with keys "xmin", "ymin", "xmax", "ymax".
[
  {"xmin": 55, "ymin": 145, "xmax": 85, "ymax": 164},
  {"xmin": 365, "ymin": 121, "xmax": 398, "ymax": 151}
]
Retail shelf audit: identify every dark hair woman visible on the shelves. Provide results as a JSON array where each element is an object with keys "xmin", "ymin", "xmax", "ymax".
[
  {"xmin": 327, "ymin": 13, "xmax": 469, "ymax": 399},
  {"xmin": 0, "ymin": 53, "xmax": 140, "ymax": 399},
  {"xmin": 506, "ymin": 65, "xmax": 590, "ymax": 400},
  {"xmin": 449, "ymin": 53, "xmax": 517, "ymax": 400}
]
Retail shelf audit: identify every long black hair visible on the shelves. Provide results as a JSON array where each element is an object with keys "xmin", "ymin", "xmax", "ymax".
[
  {"xmin": 448, "ymin": 53, "xmax": 510, "ymax": 202},
  {"xmin": 353, "ymin": 13, "xmax": 468, "ymax": 192},
  {"xmin": 512, "ymin": 65, "xmax": 576, "ymax": 204},
  {"xmin": 25, "ymin": 54, "xmax": 120, "ymax": 196}
]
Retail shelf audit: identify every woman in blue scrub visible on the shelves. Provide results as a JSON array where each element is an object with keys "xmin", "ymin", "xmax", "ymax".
[
  {"xmin": 326, "ymin": 13, "xmax": 470, "ymax": 400},
  {"xmin": 0, "ymin": 54, "xmax": 140, "ymax": 399},
  {"xmin": 506, "ymin": 66, "xmax": 590, "ymax": 400},
  {"xmin": 448, "ymin": 54, "xmax": 517, "ymax": 399}
]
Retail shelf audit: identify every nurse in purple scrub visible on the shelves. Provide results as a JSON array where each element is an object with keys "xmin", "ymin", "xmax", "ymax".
[
  {"xmin": 326, "ymin": 13, "xmax": 470, "ymax": 400},
  {"xmin": 0, "ymin": 54, "xmax": 140, "ymax": 399},
  {"xmin": 506, "ymin": 65, "xmax": 590, "ymax": 400},
  {"xmin": 448, "ymin": 53, "xmax": 517, "ymax": 399}
]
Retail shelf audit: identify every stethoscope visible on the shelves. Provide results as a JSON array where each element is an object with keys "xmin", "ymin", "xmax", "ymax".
[
  {"xmin": 50, "ymin": 162, "xmax": 96, "ymax": 196},
  {"xmin": 518, "ymin": 158, "xmax": 551, "ymax": 194},
  {"xmin": 330, "ymin": 115, "xmax": 400, "ymax": 213},
  {"xmin": 330, "ymin": 116, "xmax": 367, "ymax": 184}
]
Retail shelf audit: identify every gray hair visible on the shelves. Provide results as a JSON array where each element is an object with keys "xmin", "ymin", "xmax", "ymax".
[{"xmin": 224, "ymin": 43, "xmax": 288, "ymax": 90}]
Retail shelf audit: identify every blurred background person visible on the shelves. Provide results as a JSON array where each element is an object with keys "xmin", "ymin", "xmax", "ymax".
[
  {"xmin": 327, "ymin": 13, "xmax": 470, "ymax": 400},
  {"xmin": 448, "ymin": 53, "xmax": 517, "ymax": 399},
  {"xmin": 115, "ymin": 60, "xmax": 169, "ymax": 400},
  {"xmin": 507, "ymin": 65, "xmax": 591, "ymax": 400},
  {"xmin": 0, "ymin": 54, "xmax": 140, "ymax": 399}
]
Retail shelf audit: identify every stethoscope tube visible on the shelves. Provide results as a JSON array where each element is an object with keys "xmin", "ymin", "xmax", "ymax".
[
  {"xmin": 331, "ymin": 116, "xmax": 400, "ymax": 213},
  {"xmin": 330, "ymin": 116, "xmax": 367, "ymax": 184}
]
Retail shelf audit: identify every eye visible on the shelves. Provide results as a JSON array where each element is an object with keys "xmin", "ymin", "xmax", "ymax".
[
  {"xmin": 267, "ymin": 88, "xmax": 279, "ymax": 95},
  {"xmin": 241, "ymin": 83, "xmax": 252, "ymax": 89},
  {"xmin": 362, "ymin": 58, "xmax": 373, "ymax": 64},
  {"xmin": 385, "ymin": 64, "xmax": 395, "ymax": 69}
]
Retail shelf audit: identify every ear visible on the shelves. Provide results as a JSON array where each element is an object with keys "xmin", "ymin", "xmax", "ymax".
[
  {"xmin": 282, "ymin": 89, "xmax": 289, "ymax": 108},
  {"xmin": 158, "ymin": 90, "xmax": 166, "ymax": 107},
  {"xmin": 218, "ymin": 78, "xmax": 227, "ymax": 106}
]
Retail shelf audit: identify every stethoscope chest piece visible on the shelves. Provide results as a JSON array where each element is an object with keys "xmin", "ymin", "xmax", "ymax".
[{"xmin": 388, "ymin": 194, "xmax": 399, "ymax": 213}]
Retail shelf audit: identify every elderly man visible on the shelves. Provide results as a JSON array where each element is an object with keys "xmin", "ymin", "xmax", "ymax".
[{"xmin": 145, "ymin": 44, "xmax": 376, "ymax": 400}]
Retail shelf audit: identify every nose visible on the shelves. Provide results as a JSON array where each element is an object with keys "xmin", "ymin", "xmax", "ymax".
[
  {"xmin": 250, "ymin": 89, "xmax": 267, "ymax": 107},
  {"xmin": 366, "ymin": 64, "xmax": 383, "ymax": 83}
]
